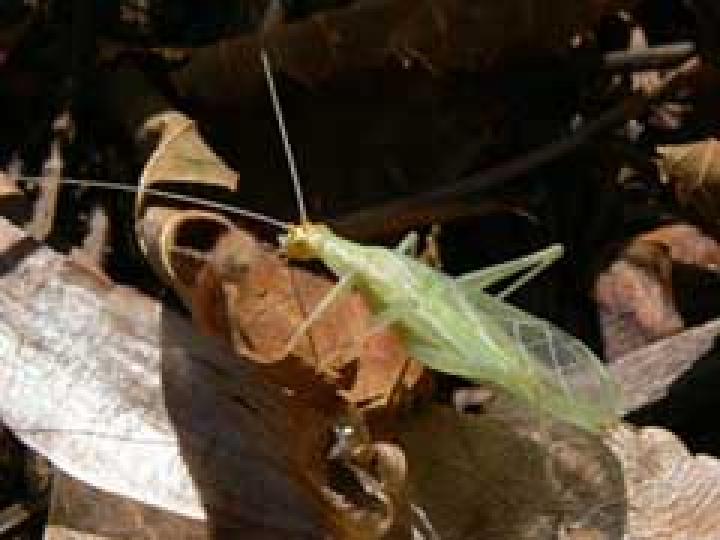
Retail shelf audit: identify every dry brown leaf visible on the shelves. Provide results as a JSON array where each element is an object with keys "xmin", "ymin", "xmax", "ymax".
[
  {"xmin": 0, "ymin": 216, "xmax": 402, "ymax": 539},
  {"xmin": 657, "ymin": 139, "xmax": 720, "ymax": 231},
  {"xmin": 190, "ymin": 229, "xmax": 426, "ymax": 415},
  {"xmin": 130, "ymin": 109, "xmax": 244, "ymax": 305},
  {"xmin": 136, "ymin": 206, "xmax": 235, "ymax": 306},
  {"xmin": 594, "ymin": 239, "xmax": 682, "ymax": 360},
  {"xmin": 45, "ymin": 473, "xmax": 208, "ymax": 540},
  {"xmin": 133, "ymin": 110, "xmax": 240, "ymax": 278},
  {"xmin": 594, "ymin": 223, "xmax": 720, "ymax": 359},
  {"xmin": 638, "ymin": 222, "xmax": 720, "ymax": 269},
  {"xmin": 136, "ymin": 110, "xmax": 239, "ymax": 216},
  {"xmin": 607, "ymin": 424, "xmax": 720, "ymax": 539},
  {"xmin": 611, "ymin": 318, "xmax": 720, "ymax": 413}
]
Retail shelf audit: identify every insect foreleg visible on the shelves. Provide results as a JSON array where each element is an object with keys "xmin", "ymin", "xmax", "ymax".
[
  {"xmin": 278, "ymin": 232, "xmax": 418, "ymax": 360},
  {"xmin": 277, "ymin": 271, "xmax": 356, "ymax": 359},
  {"xmin": 455, "ymin": 244, "xmax": 563, "ymax": 299}
]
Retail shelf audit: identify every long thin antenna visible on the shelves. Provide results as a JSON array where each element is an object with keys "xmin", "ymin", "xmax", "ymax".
[
  {"xmin": 260, "ymin": 49, "xmax": 309, "ymax": 224},
  {"xmin": 14, "ymin": 175, "xmax": 290, "ymax": 231}
]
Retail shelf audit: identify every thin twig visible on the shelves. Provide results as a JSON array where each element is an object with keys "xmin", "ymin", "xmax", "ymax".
[
  {"xmin": 332, "ymin": 56, "xmax": 701, "ymax": 239},
  {"xmin": 603, "ymin": 41, "xmax": 696, "ymax": 72},
  {"xmin": 0, "ymin": 503, "xmax": 33, "ymax": 536}
]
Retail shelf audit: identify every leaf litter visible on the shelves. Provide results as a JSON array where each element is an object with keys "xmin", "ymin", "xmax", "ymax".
[{"xmin": 4, "ymin": 1, "xmax": 720, "ymax": 538}]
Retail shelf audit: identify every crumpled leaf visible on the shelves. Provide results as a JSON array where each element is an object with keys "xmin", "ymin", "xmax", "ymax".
[
  {"xmin": 594, "ymin": 223, "xmax": 720, "ymax": 359},
  {"xmin": 135, "ymin": 110, "xmax": 239, "ymax": 218},
  {"xmin": 45, "ymin": 472, "xmax": 208, "ymax": 540},
  {"xmin": 638, "ymin": 222, "xmax": 720, "ymax": 269},
  {"xmin": 594, "ymin": 235, "xmax": 683, "ymax": 360},
  {"xmin": 658, "ymin": 139, "xmax": 720, "ymax": 231},
  {"xmin": 136, "ymin": 206, "xmax": 235, "ymax": 306},
  {"xmin": 129, "ymin": 109, "xmax": 427, "ymax": 413},
  {"xmin": 190, "ymin": 229, "xmax": 426, "ymax": 415},
  {"xmin": 0, "ymin": 217, "xmax": 399, "ymax": 538},
  {"xmin": 610, "ymin": 318, "xmax": 720, "ymax": 413},
  {"xmin": 160, "ymin": 308, "xmax": 389, "ymax": 539},
  {"xmin": 133, "ymin": 110, "xmax": 240, "ymax": 279},
  {"xmin": 607, "ymin": 424, "xmax": 720, "ymax": 540}
]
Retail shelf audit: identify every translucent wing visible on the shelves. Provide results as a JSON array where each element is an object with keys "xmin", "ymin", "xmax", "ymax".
[{"xmin": 457, "ymin": 282, "xmax": 621, "ymax": 433}]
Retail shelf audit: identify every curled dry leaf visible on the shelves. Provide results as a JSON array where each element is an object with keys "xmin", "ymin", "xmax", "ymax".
[
  {"xmin": 0, "ymin": 217, "xmax": 410, "ymax": 539},
  {"xmin": 638, "ymin": 222, "xmax": 720, "ymax": 269},
  {"xmin": 594, "ymin": 223, "xmax": 720, "ymax": 359},
  {"xmin": 137, "ymin": 205, "xmax": 235, "ymax": 306},
  {"xmin": 45, "ymin": 472, "xmax": 208, "ymax": 540},
  {"xmin": 594, "ymin": 237, "xmax": 682, "ymax": 360},
  {"xmin": 133, "ymin": 110, "xmax": 239, "ymax": 277},
  {"xmin": 607, "ymin": 424, "xmax": 720, "ymax": 540},
  {"xmin": 657, "ymin": 139, "xmax": 720, "ymax": 231},
  {"xmin": 190, "ymin": 228, "xmax": 426, "ymax": 415},
  {"xmin": 135, "ymin": 110, "xmax": 239, "ymax": 217},
  {"xmin": 610, "ymin": 317, "xmax": 720, "ymax": 414}
]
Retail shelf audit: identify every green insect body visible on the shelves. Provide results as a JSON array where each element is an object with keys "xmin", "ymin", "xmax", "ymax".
[{"xmin": 282, "ymin": 223, "xmax": 621, "ymax": 434}]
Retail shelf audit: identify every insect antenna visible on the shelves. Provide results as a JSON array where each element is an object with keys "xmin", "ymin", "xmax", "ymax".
[
  {"xmin": 260, "ymin": 49, "xmax": 310, "ymax": 224},
  {"xmin": 12, "ymin": 175, "xmax": 291, "ymax": 231}
]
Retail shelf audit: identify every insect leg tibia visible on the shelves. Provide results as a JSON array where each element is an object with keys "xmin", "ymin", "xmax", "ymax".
[
  {"xmin": 497, "ymin": 244, "xmax": 563, "ymax": 299},
  {"xmin": 455, "ymin": 244, "xmax": 564, "ymax": 298},
  {"xmin": 275, "ymin": 271, "xmax": 356, "ymax": 360}
]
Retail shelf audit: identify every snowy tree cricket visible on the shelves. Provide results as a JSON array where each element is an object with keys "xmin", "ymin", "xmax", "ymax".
[{"xmin": 261, "ymin": 49, "xmax": 621, "ymax": 434}]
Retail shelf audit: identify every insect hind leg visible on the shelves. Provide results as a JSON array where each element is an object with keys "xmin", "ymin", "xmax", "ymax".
[{"xmin": 456, "ymin": 244, "xmax": 563, "ymax": 300}]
